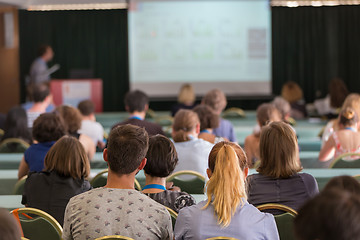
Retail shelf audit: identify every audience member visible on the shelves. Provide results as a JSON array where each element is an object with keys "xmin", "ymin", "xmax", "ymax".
[
  {"xmin": 322, "ymin": 175, "xmax": 360, "ymax": 195},
  {"xmin": 322, "ymin": 93, "xmax": 360, "ymax": 143},
  {"xmin": 142, "ymin": 134, "xmax": 196, "ymax": 212},
  {"xmin": 171, "ymin": 83, "xmax": 197, "ymax": 116},
  {"xmin": 175, "ymin": 141, "xmax": 279, "ymax": 240},
  {"xmin": 77, "ymin": 99, "xmax": 105, "ymax": 149},
  {"xmin": 294, "ymin": 190, "xmax": 360, "ymax": 240},
  {"xmin": 244, "ymin": 103, "xmax": 281, "ymax": 167},
  {"xmin": 29, "ymin": 45, "xmax": 59, "ymax": 85},
  {"xmin": 247, "ymin": 121, "xmax": 318, "ymax": 214},
  {"xmin": 0, "ymin": 208, "xmax": 22, "ymax": 240},
  {"xmin": 18, "ymin": 112, "xmax": 66, "ymax": 179},
  {"xmin": 314, "ymin": 78, "xmax": 348, "ymax": 118},
  {"xmin": 172, "ymin": 109, "xmax": 213, "ymax": 178},
  {"xmin": 63, "ymin": 124, "xmax": 173, "ymax": 240},
  {"xmin": 202, "ymin": 89, "xmax": 237, "ymax": 142},
  {"xmin": 281, "ymin": 81, "xmax": 307, "ymax": 119},
  {"xmin": 193, "ymin": 104, "xmax": 227, "ymax": 144},
  {"xmin": 56, "ymin": 105, "xmax": 95, "ymax": 160},
  {"xmin": 26, "ymin": 83, "xmax": 52, "ymax": 128},
  {"xmin": 22, "ymin": 136, "xmax": 92, "ymax": 225},
  {"xmin": 319, "ymin": 107, "xmax": 360, "ymax": 161},
  {"xmin": 112, "ymin": 90, "xmax": 165, "ymax": 136},
  {"xmin": 1, "ymin": 106, "xmax": 32, "ymax": 148},
  {"xmin": 272, "ymin": 96, "xmax": 292, "ymax": 124}
]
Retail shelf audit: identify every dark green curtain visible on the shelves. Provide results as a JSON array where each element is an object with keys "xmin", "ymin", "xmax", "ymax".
[
  {"xmin": 19, "ymin": 9, "xmax": 129, "ymax": 111},
  {"xmin": 272, "ymin": 5, "xmax": 360, "ymax": 103}
]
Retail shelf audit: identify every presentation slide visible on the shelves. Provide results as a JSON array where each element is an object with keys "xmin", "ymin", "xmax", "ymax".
[{"xmin": 128, "ymin": 0, "xmax": 271, "ymax": 97}]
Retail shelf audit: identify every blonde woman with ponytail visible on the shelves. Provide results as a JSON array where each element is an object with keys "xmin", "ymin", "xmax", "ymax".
[
  {"xmin": 172, "ymin": 109, "xmax": 214, "ymax": 178},
  {"xmin": 174, "ymin": 142, "xmax": 279, "ymax": 240},
  {"xmin": 319, "ymin": 107, "xmax": 360, "ymax": 161}
]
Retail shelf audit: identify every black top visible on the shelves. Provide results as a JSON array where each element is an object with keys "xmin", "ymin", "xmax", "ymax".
[
  {"xmin": 144, "ymin": 190, "xmax": 196, "ymax": 213},
  {"xmin": 171, "ymin": 103, "xmax": 197, "ymax": 117},
  {"xmin": 247, "ymin": 173, "xmax": 319, "ymax": 215},
  {"xmin": 22, "ymin": 171, "xmax": 92, "ymax": 225},
  {"xmin": 112, "ymin": 118, "xmax": 165, "ymax": 136}
]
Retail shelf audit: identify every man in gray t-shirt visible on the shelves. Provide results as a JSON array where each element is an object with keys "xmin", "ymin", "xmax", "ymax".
[{"xmin": 63, "ymin": 125, "xmax": 173, "ymax": 240}]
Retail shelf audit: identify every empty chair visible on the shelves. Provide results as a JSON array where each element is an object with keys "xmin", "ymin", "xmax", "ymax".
[
  {"xmin": 95, "ymin": 236, "xmax": 135, "ymax": 240},
  {"xmin": 166, "ymin": 170, "xmax": 205, "ymax": 194},
  {"xmin": 329, "ymin": 153, "xmax": 360, "ymax": 168},
  {"xmin": 10, "ymin": 207, "xmax": 62, "ymax": 240},
  {"xmin": 257, "ymin": 204, "xmax": 297, "ymax": 240}
]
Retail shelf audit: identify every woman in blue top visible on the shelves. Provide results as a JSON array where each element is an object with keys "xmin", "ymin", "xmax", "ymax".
[
  {"xmin": 18, "ymin": 112, "xmax": 66, "ymax": 179},
  {"xmin": 174, "ymin": 141, "xmax": 279, "ymax": 240}
]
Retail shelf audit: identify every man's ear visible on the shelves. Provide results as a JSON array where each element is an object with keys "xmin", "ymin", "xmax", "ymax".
[
  {"xmin": 243, "ymin": 167, "xmax": 249, "ymax": 179},
  {"xmin": 144, "ymin": 104, "xmax": 149, "ymax": 112},
  {"xmin": 206, "ymin": 168, "xmax": 212, "ymax": 179},
  {"xmin": 138, "ymin": 158, "xmax": 147, "ymax": 170},
  {"xmin": 195, "ymin": 123, "xmax": 200, "ymax": 134},
  {"xmin": 103, "ymin": 148, "xmax": 108, "ymax": 162}
]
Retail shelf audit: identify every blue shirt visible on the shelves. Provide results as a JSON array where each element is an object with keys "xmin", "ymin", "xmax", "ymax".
[
  {"xmin": 175, "ymin": 199, "xmax": 279, "ymax": 240},
  {"xmin": 24, "ymin": 141, "xmax": 56, "ymax": 172},
  {"xmin": 213, "ymin": 118, "xmax": 237, "ymax": 142},
  {"xmin": 30, "ymin": 57, "xmax": 50, "ymax": 84}
]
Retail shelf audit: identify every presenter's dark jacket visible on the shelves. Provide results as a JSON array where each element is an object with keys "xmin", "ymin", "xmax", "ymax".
[{"xmin": 22, "ymin": 171, "xmax": 92, "ymax": 225}]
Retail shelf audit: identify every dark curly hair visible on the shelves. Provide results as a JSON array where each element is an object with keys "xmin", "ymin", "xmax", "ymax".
[{"xmin": 32, "ymin": 112, "xmax": 66, "ymax": 143}]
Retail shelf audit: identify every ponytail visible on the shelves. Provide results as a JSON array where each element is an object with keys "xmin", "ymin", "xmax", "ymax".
[
  {"xmin": 203, "ymin": 142, "xmax": 247, "ymax": 227},
  {"xmin": 172, "ymin": 129, "xmax": 192, "ymax": 142}
]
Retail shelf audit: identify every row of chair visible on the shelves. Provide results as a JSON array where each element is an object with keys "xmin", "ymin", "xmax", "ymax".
[{"xmin": 10, "ymin": 202, "xmax": 297, "ymax": 240}]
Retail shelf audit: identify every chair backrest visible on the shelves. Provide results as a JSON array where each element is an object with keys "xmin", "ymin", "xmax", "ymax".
[
  {"xmin": 330, "ymin": 153, "xmax": 360, "ymax": 168},
  {"xmin": 13, "ymin": 175, "xmax": 28, "ymax": 195},
  {"xmin": 165, "ymin": 206, "xmax": 178, "ymax": 229},
  {"xmin": 206, "ymin": 237, "xmax": 240, "ymax": 240},
  {"xmin": 0, "ymin": 138, "xmax": 30, "ymax": 153},
  {"xmin": 221, "ymin": 107, "xmax": 246, "ymax": 118},
  {"xmin": 154, "ymin": 116, "xmax": 173, "ymax": 127},
  {"xmin": 95, "ymin": 235, "xmax": 135, "ymax": 240},
  {"xmin": 10, "ymin": 207, "xmax": 63, "ymax": 240},
  {"xmin": 166, "ymin": 170, "xmax": 205, "ymax": 194},
  {"xmin": 257, "ymin": 203, "xmax": 297, "ymax": 240},
  {"xmin": 90, "ymin": 169, "xmax": 142, "ymax": 190}
]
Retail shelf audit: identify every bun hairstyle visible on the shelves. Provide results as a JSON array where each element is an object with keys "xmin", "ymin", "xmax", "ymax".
[
  {"xmin": 172, "ymin": 109, "xmax": 200, "ymax": 142},
  {"xmin": 339, "ymin": 107, "xmax": 358, "ymax": 127},
  {"xmin": 256, "ymin": 103, "xmax": 282, "ymax": 128},
  {"xmin": 203, "ymin": 142, "xmax": 248, "ymax": 227}
]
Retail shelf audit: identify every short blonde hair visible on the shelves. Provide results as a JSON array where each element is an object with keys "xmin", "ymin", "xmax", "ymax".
[
  {"xmin": 44, "ymin": 135, "xmax": 90, "ymax": 179},
  {"xmin": 178, "ymin": 84, "xmax": 195, "ymax": 104},
  {"xmin": 204, "ymin": 141, "xmax": 247, "ymax": 227},
  {"xmin": 172, "ymin": 109, "xmax": 200, "ymax": 142},
  {"xmin": 257, "ymin": 121, "xmax": 302, "ymax": 178},
  {"xmin": 281, "ymin": 81, "xmax": 303, "ymax": 103},
  {"xmin": 202, "ymin": 89, "xmax": 227, "ymax": 114}
]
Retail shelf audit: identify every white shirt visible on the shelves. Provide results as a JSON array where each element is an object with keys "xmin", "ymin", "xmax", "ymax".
[
  {"xmin": 173, "ymin": 138, "xmax": 214, "ymax": 178},
  {"xmin": 78, "ymin": 120, "xmax": 104, "ymax": 145}
]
